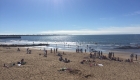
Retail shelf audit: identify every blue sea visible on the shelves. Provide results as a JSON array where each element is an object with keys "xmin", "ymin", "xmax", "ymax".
[{"xmin": 0, "ymin": 35, "xmax": 140, "ymax": 55}]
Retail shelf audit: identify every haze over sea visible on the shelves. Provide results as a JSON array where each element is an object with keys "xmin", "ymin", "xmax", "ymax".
[{"xmin": 0, "ymin": 34, "xmax": 140, "ymax": 55}]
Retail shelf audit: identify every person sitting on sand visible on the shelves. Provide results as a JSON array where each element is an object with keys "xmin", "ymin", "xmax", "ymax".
[
  {"xmin": 103, "ymin": 55, "xmax": 107, "ymax": 59},
  {"xmin": 39, "ymin": 53, "xmax": 41, "ymax": 56},
  {"xmin": 59, "ymin": 56, "xmax": 63, "ymax": 61},
  {"xmin": 17, "ymin": 62, "xmax": 21, "ymax": 64},
  {"xmin": 64, "ymin": 58, "xmax": 67, "ymax": 63},
  {"xmin": 17, "ymin": 48, "xmax": 20, "ymax": 51},
  {"xmin": 21, "ymin": 59, "xmax": 26, "ymax": 65},
  {"xmin": 88, "ymin": 59, "xmax": 91, "ymax": 62},
  {"xmin": 57, "ymin": 53, "xmax": 62, "ymax": 56},
  {"xmin": 81, "ymin": 61, "xmax": 84, "ymax": 64},
  {"xmin": 21, "ymin": 59, "xmax": 24, "ymax": 63},
  {"xmin": 67, "ymin": 60, "xmax": 70, "ymax": 63},
  {"xmin": 3, "ymin": 64, "xmax": 6, "ymax": 67},
  {"xmin": 64, "ymin": 58, "xmax": 70, "ymax": 63},
  {"xmin": 128, "ymin": 59, "xmax": 130, "ymax": 62},
  {"xmin": 29, "ymin": 50, "xmax": 31, "ymax": 54}
]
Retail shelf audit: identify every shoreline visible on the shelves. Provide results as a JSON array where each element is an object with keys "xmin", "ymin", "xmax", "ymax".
[{"xmin": 1, "ymin": 46, "xmax": 139, "ymax": 61}]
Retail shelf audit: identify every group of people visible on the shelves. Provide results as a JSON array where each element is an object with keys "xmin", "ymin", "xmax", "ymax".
[
  {"xmin": 58, "ymin": 53, "xmax": 70, "ymax": 63},
  {"xmin": 3, "ymin": 58, "xmax": 26, "ymax": 68},
  {"xmin": 129, "ymin": 53, "xmax": 138, "ymax": 62},
  {"xmin": 76, "ymin": 48, "xmax": 84, "ymax": 53},
  {"xmin": 107, "ymin": 52, "xmax": 124, "ymax": 62},
  {"xmin": 27, "ymin": 48, "xmax": 31, "ymax": 54},
  {"xmin": 90, "ymin": 51, "xmax": 104, "ymax": 59},
  {"xmin": 108, "ymin": 52, "xmax": 114, "ymax": 59},
  {"xmin": 89, "ymin": 51, "xmax": 125, "ymax": 62},
  {"xmin": 50, "ymin": 48, "xmax": 58, "ymax": 53},
  {"xmin": 17, "ymin": 59, "xmax": 26, "ymax": 66}
]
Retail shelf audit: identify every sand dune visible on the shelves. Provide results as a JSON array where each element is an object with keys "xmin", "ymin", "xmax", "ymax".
[{"xmin": 0, "ymin": 47, "xmax": 140, "ymax": 80}]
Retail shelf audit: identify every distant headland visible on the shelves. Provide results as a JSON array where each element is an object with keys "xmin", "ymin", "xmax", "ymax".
[{"xmin": 0, "ymin": 34, "xmax": 68, "ymax": 38}]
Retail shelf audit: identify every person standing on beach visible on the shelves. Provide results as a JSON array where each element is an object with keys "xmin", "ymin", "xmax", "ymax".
[
  {"xmin": 135, "ymin": 54, "xmax": 137, "ymax": 61},
  {"xmin": 98, "ymin": 51, "xmax": 100, "ymax": 57},
  {"xmin": 113, "ymin": 52, "xmax": 114, "ymax": 57},
  {"xmin": 27, "ymin": 48, "xmax": 29, "ymax": 54},
  {"xmin": 101, "ymin": 51, "xmax": 102, "ymax": 56},
  {"xmin": 93, "ymin": 53, "xmax": 96, "ymax": 61},
  {"xmin": 51, "ymin": 48, "xmax": 52, "ymax": 53},
  {"xmin": 54, "ymin": 48, "xmax": 55, "ymax": 53},
  {"xmin": 44, "ymin": 50, "xmax": 47, "ymax": 57},
  {"xmin": 56, "ymin": 48, "xmax": 58, "ymax": 53},
  {"xmin": 130, "ymin": 53, "xmax": 134, "ymax": 62}
]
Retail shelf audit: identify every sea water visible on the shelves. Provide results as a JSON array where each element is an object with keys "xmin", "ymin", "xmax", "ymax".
[{"xmin": 0, "ymin": 35, "xmax": 140, "ymax": 55}]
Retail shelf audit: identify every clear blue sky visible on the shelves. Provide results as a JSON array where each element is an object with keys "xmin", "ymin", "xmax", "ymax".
[{"xmin": 0, "ymin": 0, "xmax": 140, "ymax": 35}]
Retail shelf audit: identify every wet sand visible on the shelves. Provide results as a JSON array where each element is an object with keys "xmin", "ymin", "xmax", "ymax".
[{"xmin": 0, "ymin": 47, "xmax": 140, "ymax": 80}]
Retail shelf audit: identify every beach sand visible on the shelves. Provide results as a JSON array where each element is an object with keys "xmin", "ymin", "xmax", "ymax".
[{"xmin": 0, "ymin": 47, "xmax": 140, "ymax": 80}]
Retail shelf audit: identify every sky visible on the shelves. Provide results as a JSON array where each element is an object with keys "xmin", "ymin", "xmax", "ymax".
[{"xmin": 0, "ymin": 0, "xmax": 140, "ymax": 35}]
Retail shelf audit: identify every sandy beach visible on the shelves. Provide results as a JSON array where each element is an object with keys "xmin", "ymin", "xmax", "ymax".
[{"xmin": 0, "ymin": 47, "xmax": 140, "ymax": 80}]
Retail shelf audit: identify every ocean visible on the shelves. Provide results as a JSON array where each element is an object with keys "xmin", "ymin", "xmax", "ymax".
[{"xmin": 0, "ymin": 35, "xmax": 140, "ymax": 54}]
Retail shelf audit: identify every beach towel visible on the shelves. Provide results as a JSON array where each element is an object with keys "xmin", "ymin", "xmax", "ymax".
[
  {"xmin": 98, "ymin": 64, "xmax": 103, "ymax": 66},
  {"xmin": 18, "ymin": 64, "xmax": 21, "ymax": 66}
]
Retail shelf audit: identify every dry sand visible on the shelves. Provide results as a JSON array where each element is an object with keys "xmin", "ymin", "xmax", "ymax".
[{"xmin": 0, "ymin": 47, "xmax": 140, "ymax": 80}]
